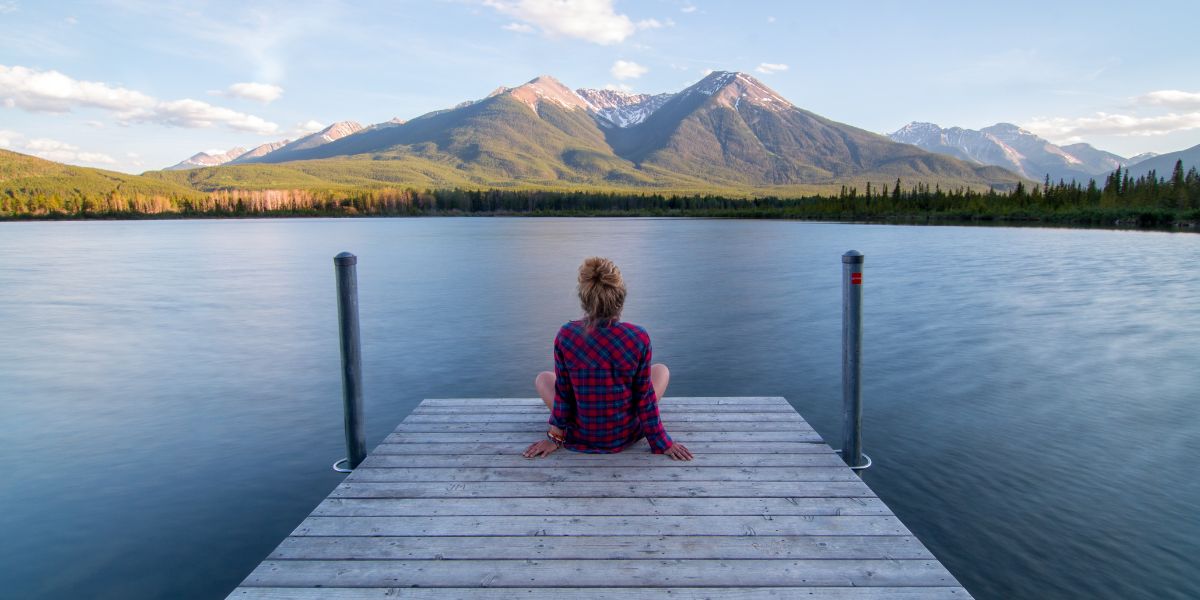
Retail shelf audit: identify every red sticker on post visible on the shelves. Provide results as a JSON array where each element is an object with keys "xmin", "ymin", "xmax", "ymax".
[{"xmin": 851, "ymin": 272, "xmax": 862, "ymax": 285}]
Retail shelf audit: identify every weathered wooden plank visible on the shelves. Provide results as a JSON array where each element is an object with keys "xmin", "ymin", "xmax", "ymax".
[
  {"xmin": 418, "ymin": 397, "xmax": 791, "ymax": 406},
  {"xmin": 292, "ymin": 515, "xmax": 911, "ymax": 537},
  {"xmin": 412, "ymin": 405, "xmax": 798, "ymax": 414},
  {"xmin": 383, "ymin": 431, "xmax": 824, "ymax": 443},
  {"xmin": 370, "ymin": 441, "xmax": 833, "ymax": 455},
  {"xmin": 269, "ymin": 534, "xmax": 932, "ymax": 560},
  {"xmin": 242, "ymin": 559, "xmax": 958, "ymax": 588},
  {"xmin": 311, "ymin": 496, "xmax": 894, "ymax": 517},
  {"xmin": 330, "ymin": 480, "xmax": 876, "ymax": 499},
  {"xmin": 403, "ymin": 412, "xmax": 806, "ymax": 424},
  {"xmin": 358, "ymin": 453, "xmax": 847, "ymax": 469},
  {"xmin": 231, "ymin": 587, "xmax": 972, "ymax": 599},
  {"xmin": 391, "ymin": 421, "xmax": 814, "ymax": 433},
  {"xmin": 345, "ymin": 466, "xmax": 862, "ymax": 483}
]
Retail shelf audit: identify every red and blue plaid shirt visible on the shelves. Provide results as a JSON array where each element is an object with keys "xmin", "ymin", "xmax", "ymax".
[{"xmin": 548, "ymin": 319, "xmax": 673, "ymax": 454}]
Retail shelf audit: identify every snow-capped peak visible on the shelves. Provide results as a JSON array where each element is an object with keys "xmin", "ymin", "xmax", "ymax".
[
  {"xmin": 681, "ymin": 71, "xmax": 793, "ymax": 112},
  {"xmin": 888, "ymin": 121, "xmax": 1132, "ymax": 181},
  {"xmin": 892, "ymin": 122, "xmax": 943, "ymax": 138},
  {"xmin": 576, "ymin": 88, "xmax": 674, "ymax": 128},
  {"xmin": 694, "ymin": 71, "xmax": 738, "ymax": 95}
]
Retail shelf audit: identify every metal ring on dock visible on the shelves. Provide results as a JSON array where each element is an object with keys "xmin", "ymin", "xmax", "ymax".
[
  {"xmin": 833, "ymin": 451, "xmax": 873, "ymax": 471},
  {"xmin": 850, "ymin": 453, "xmax": 872, "ymax": 470},
  {"xmin": 332, "ymin": 458, "xmax": 353, "ymax": 473}
]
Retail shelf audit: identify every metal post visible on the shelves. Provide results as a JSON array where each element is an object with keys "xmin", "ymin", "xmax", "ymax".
[
  {"xmin": 334, "ymin": 252, "xmax": 366, "ymax": 470},
  {"xmin": 841, "ymin": 250, "xmax": 865, "ymax": 469}
]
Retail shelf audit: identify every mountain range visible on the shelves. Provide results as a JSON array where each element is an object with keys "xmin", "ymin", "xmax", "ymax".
[
  {"xmin": 150, "ymin": 71, "xmax": 1023, "ymax": 193},
  {"xmin": 1119, "ymin": 143, "xmax": 1200, "ymax": 180},
  {"xmin": 166, "ymin": 146, "xmax": 248, "ymax": 170},
  {"xmin": 888, "ymin": 122, "xmax": 1133, "ymax": 183}
]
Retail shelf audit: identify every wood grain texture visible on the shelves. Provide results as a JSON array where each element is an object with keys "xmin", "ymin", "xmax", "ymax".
[
  {"xmin": 358, "ymin": 452, "xmax": 847, "ymax": 468},
  {"xmin": 370, "ymin": 441, "xmax": 833, "ymax": 455},
  {"xmin": 344, "ymin": 466, "xmax": 863, "ymax": 483},
  {"xmin": 417, "ymin": 397, "xmax": 791, "ymax": 406},
  {"xmin": 310, "ymin": 497, "xmax": 894, "ymax": 517},
  {"xmin": 231, "ymin": 587, "xmax": 971, "ymax": 599},
  {"xmin": 382, "ymin": 431, "xmax": 825, "ymax": 443},
  {"xmin": 412, "ymin": 404, "xmax": 798, "ymax": 414},
  {"xmin": 402, "ymin": 412, "xmax": 806, "ymax": 423},
  {"xmin": 390, "ymin": 421, "xmax": 815, "ymax": 433},
  {"xmin": 268, "ymin": 534, "xmax": 934, "ymax": 560},
  {"xmin": 289, "ymin": 514, "xmax": 912, "ymax": 537},
  {"xmin": 328, "ymin": 480, "xmax": 877, "ymax": 499},
  {"xmin": 227, "ymin": 398, "xmax": 972, "ymax": 599},
  {"xmin": 242, "ymin": 559, "xmax": 958, "ymax": 588}
]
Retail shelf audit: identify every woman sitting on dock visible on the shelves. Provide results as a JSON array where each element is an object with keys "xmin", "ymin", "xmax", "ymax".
[{"xmin": 524, "ymin": 257, "xmax": 693, "ymax": 461}]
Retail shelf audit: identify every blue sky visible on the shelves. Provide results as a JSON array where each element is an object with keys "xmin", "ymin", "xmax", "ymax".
[{"xmin": 2, "ymin": 0, "xmax": 1198, "ymax": 173}]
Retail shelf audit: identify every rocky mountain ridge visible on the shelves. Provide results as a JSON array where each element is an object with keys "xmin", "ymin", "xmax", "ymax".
[
  {"xmin": 166, "ymin": 147, "xmax": 247, "ymax": 170},
  {"xmin": 156, "ymin": 71, "xmax": 1022, "ymax": 191},
  {"xmin": 889, "ymin": 121, "xmax": 1131, "ymax": 182}
]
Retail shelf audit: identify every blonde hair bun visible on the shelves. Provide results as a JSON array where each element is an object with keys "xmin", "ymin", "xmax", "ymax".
[{"xmin": 578, "ymin": 257, "xmax": 626, "ymax": 323}]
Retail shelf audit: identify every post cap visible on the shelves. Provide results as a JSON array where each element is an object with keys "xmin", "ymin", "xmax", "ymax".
[
  {"xmin": 842, "ymin": 250, "xmax": 864, "ymax": 264},
  {"xmin": 334, "ymin": 252, "xmax": 357, "ymax": 266}
]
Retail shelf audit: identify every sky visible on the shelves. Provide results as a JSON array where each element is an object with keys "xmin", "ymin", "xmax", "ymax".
[{"xmin": 1, "ymin": 0, "xmax": 1199, "ymax": 173}]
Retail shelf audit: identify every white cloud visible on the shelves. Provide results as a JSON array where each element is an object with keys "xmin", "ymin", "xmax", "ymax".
[
  {"xmin": 0, "ymin": 64, "xmax": 156, "ymax": 113},
  {"xmin": 1136, "ymin": 90, "xmax": 1200, "ymax": 111},
  {"xmin": 65, "ymin": 15, "xmax": 78, "ymax": 25},
  {"xmin": 611, "ymin": 60, "xmax": 648, "ymax": 80},
  {"xmin": 701, "ymin": 68, "xmax": 714, "ymax": 76},
  {"xmin": 25, "ymin": 138, "xmax": 72, "ymax": 151},
  {"xmin": 129, "ymin": 98, "xmax": 278, "ymax": 134},
  {"xmin": 681, "ymin": 5, "xmax": 696, "ymax": 13},
  {"xmin": 603, "ymin": 83, "xmax": 633, "ymax": 92},
  {"xmin": 225, "ymin": 82, "xmax": 283, "ymax": 103},
  {"xmin": 755, "ymin": 62, "xmax": 788, "ymax": 74},
  {"xmin": 295, "ymin": 120, "xmax": 325, "ymax": 135},
  {"xmin": 2, "ymin": 130, "xmax": 118, "ymax": 166},
  {"xmin": 767, "ymin": 16, "xmax": 776, "ymax": 23},
  {"xmin": 502, "ymin": 22, "xmax": 534, "ymax": 33},
  {"xmin": 0, "ymin": 1, "xmax": 17, "ymax": 14},
  {"xmin": 1024, "ymin": 112, "xmax": 1200, "ymax": 139},
  {"xmin": 483, "ymin": 0, "xmax": 660, "ymax": 45},
  {"xmin": 1023, "ymin": 88, "xmax": 1200, "ymax": 140},
  {"xmin": 0, "ymin": 65, "xmax": 279, "ymax": 134}
]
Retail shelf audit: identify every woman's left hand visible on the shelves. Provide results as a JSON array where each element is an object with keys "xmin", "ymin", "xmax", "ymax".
[{"xmin": 523, "ymin": 439, "xmax": 560, "ymax": 458}]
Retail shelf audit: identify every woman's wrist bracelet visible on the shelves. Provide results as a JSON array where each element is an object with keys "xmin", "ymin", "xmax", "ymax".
[{"xmin": 547, "ymin": 429, "xmax": 566, "ymax": 446}]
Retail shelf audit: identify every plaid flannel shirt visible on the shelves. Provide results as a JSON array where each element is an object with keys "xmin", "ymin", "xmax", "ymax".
[{"xmin": 548, "ymin": 319, "xmax": 673, "ymax": 454}]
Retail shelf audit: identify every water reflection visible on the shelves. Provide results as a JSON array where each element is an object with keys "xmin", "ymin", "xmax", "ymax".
[{"xmin": 0, "ymin": 218, "xmax": 1196, "ymax": 599}]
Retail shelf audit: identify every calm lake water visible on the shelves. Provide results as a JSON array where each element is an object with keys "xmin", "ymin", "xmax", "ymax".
[{"xmin": 0, "ymin": 218, "xmax": 1197, "ymax": 599}]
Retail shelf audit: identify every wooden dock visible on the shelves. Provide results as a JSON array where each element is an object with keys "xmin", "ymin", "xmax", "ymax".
[{"xmin": 229, "ymin": 397, "xmax": 973, "ymax": 598}]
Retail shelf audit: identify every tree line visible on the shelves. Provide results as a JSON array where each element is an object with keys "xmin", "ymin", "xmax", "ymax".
[{"xmin": 3, "ymin": 160, "xmax": 1198, "ymax": 228}]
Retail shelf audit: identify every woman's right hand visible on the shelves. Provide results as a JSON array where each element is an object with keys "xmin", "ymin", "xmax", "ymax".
[
  {"xmin": 664, "ymin": 442, "xmax": 693, "ymax": 461},
  {"xmin": 523, "ymin": 439, "xmax": 560, "ymax": 459}
]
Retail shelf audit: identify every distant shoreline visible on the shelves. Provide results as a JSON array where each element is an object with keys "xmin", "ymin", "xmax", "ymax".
[
  {"xmin": 2, "ymin": 209, "xmax": 1196, "ymax": 233},
  {"xmin": 4, "ymin": 177, "xmax": 1198, "ymax": 232}
]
